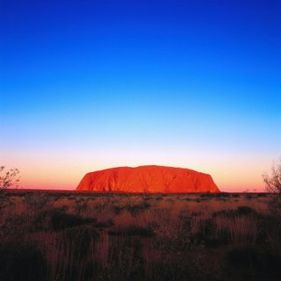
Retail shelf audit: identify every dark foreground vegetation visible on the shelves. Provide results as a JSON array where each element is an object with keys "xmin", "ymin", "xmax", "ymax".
[{"xmin": 0, "ymin": 191, "xmax": 280, "ymax": 281}]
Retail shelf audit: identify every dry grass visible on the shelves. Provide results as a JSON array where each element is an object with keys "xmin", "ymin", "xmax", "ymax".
[{"xmin": 0, "ymin": 191, "xmax": 280, "ymax": 281}]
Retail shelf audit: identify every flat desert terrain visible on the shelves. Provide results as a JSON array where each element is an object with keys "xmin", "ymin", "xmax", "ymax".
[{"xmin": 0, "ymin": 191, "xmax": 280, "ymax": 281}]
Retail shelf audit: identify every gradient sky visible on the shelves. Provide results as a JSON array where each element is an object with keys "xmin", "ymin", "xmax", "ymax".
[{"xmin": 1, "ymin": 0, "xmax": 280, "ymax": 191}]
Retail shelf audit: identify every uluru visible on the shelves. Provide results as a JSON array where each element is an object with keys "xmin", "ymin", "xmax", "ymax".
[{"xmin": 77, "ymin": 165, "xmax": 220, "ymax": 193}]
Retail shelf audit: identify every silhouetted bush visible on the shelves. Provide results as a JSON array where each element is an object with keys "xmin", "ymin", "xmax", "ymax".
[
  {"xmin": 94, "ymin": 219, "xmax": 114, "ymax": 228},
  {"xmin": 109, "ymin": 225, "xmax": 155, "ymax": 237},
  {"xmin": 33, "ymin": 209, "xmax": 97, "ymax": 231},
  {"xmin": 0, "ymin": 166, "xmax": 20, "ymax": 190},
  {"xmin": 213, "ymin": 206, "xmax": 258, "ymax": 218},
  {"xmin": 236, "ymin": 206, "xmax": 257, "ymax": 215},
  {"xmin": 217, "ymin": 193, "xmax": 231, "ymax": 198},
  {"xmin": 51, "ymin": 210, "xmax": 97, "ymax": 230},
  {"xmin": 113, "ymin": 201, "xmax": 151, "ymax": 215},
  {"xmin": 127, "ymin": 202, "xmax": 151, "ymax": 215},
  {"xmin": 263, "ymin": 158, "xmax": 281, "ymax": 195}
]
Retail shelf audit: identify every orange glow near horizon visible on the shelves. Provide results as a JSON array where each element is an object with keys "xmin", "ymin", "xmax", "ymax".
[{"xmin": 2, "ymin": 148, "xmax": 269, "ymax": 192}]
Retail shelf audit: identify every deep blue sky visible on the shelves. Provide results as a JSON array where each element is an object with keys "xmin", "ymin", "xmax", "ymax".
[{"xmin": 0, "ymin": 0, "xmax": 280, "ymax": 190}]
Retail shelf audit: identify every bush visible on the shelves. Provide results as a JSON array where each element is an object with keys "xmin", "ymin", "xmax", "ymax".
[
  {"xmin": 127, "ymin": 202, "xmax": 151, "ymax": 215},
  {"xmin": 33, "ymin": 209, "xmax": 98, "ymax": 231},
  {"xmin": 0, "ymin": 166, "xmax": 20, "ymax": 190},
  {"xmin": 51, "ymin": 210, "xmax": 97, "ymax": 230},
  {"xmin": 263, "ymin": 158, "xmax": 281, "ymax": 194},
  {"xmin": 108, "ymin": 225, "xmax": 155, "ymax": 237},
  {"xmin": 213, "ymin": 206, "xmax": 258, "ymax": 218},
  {"xmin": 263, "ymin": 158, "xmax": 281, "ymax": 219},
  {"xmin": 113, "ymin": 201, "xmax": 151, "ymax": 215}
]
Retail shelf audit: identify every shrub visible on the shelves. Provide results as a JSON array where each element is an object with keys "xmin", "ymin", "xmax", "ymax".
[
  {"xmin": 113, "ymin": 202, "xmax": 151, "ymax": 215},
  {"xmin": 0, "ymin": 166, "xmax": 20, "ymax": 190},
  {"xmin": 48, "ymin": 210, "xmax": 96, "ymax": 231},
  {"xmin": 213, "ymin": 206, "xmax": 258, "ymax": 218},
  {"xmin": 108, "ymin": 225, "xmax": 155, "ymax": 237},
  {"xmin": 127, "ymin": 202, "xmax": 151, "ymax": 215},
  {"xmin": 52, "ymin": 211, "xmax": 96, "ymax": 230},
  {"xmin": 263, "ymin": 158, "xmax": 281, "ymax": 194}
]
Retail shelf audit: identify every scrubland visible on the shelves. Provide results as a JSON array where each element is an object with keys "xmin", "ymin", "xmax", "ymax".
[{"xmin": 0, "ymin": 191, "xmax": 280, "ymax": 281}]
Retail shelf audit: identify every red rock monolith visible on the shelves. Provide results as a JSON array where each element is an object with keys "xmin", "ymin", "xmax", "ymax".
[{"xmin": 77, "ymin": 165, "xmax": 220, "ymax": 193}]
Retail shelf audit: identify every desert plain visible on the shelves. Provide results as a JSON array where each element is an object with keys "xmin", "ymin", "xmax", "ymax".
[{"xmin": 0, "ymin": 190, "xmax": 280, "ymax": 281}]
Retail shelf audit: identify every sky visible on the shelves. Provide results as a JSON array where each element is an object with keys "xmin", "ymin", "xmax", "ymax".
[{"xmin": 0, "ymin": 0, "xmax": 280, "ymax": 191}]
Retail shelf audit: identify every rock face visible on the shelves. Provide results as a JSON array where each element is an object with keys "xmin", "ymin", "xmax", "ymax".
[{"xmin": 77, "ymin": 165, "xmax": 220, "ymax": 193}]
